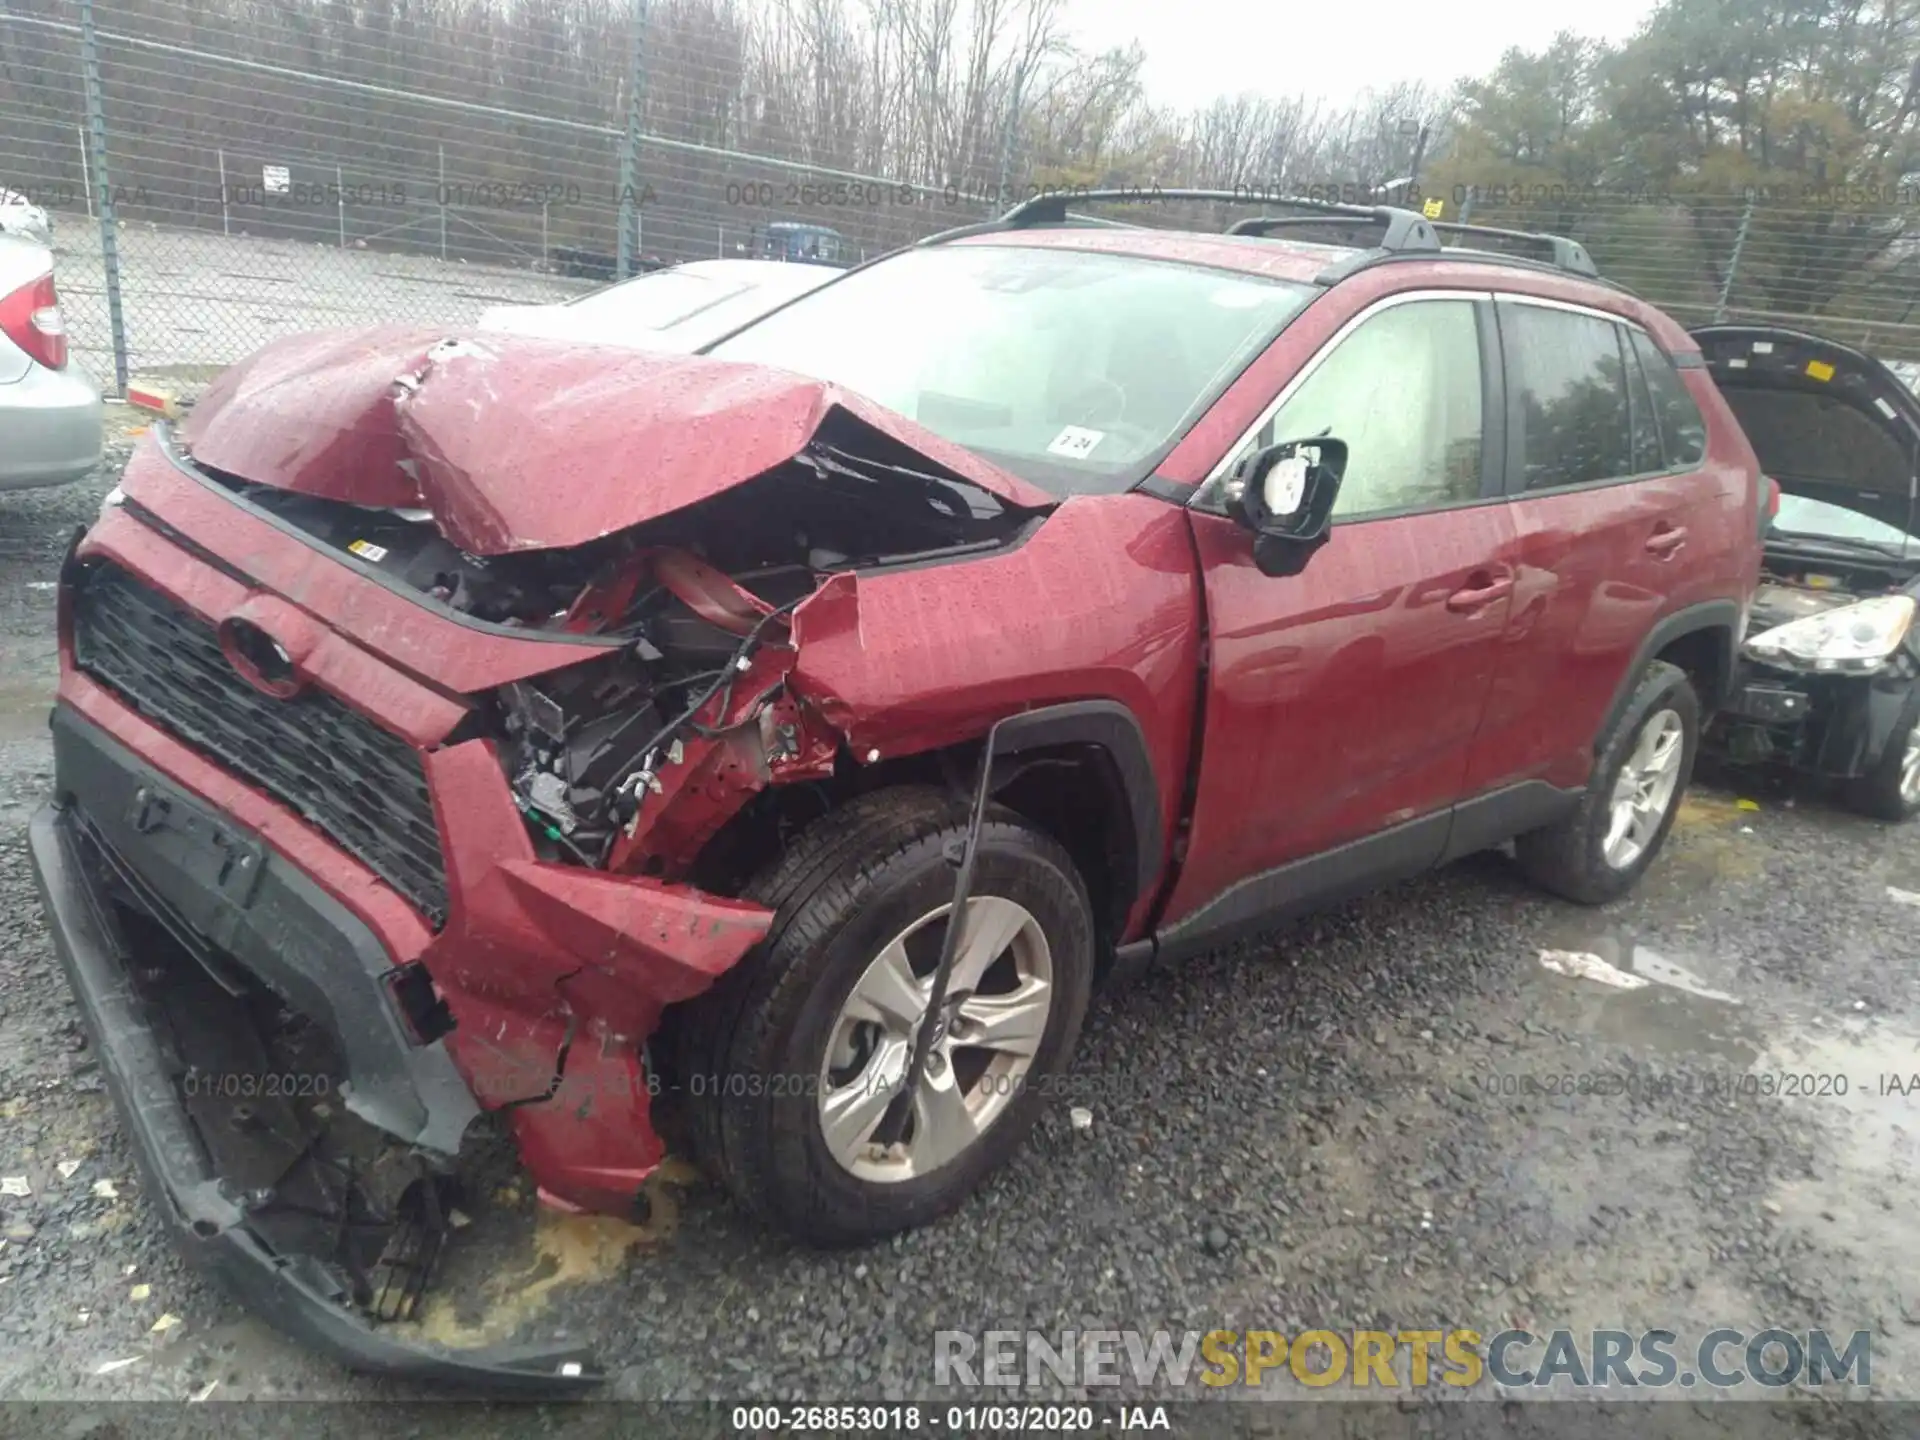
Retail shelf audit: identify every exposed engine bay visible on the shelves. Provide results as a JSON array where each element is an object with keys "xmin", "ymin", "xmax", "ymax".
[
  {"xmin": 211, "ymin": 439, "xmax": 1036, "ymax": 869},
  {"xmin": 1750, "ymin": 559, "xmax": 1905, "ymax": 630}
]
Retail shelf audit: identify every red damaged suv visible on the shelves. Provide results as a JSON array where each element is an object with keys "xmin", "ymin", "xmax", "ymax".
[{"xmin": 30, "ymin": 193, "xmax": 1763, "ymax": 1384}]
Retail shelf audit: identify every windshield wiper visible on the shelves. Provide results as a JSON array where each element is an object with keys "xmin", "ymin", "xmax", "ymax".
[
  {"xmin": 806, "ymin": 442, "xmax": 1017, "ymax": 521},
  {"xmin": 1768, "ymin": 530, "xmax": 1910, "ymax": 560}
]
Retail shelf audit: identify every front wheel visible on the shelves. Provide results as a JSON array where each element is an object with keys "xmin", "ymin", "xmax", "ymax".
[
  {"xmin": 1515, "ymin": 660, "xmax": 1700, "ymax": 904},
  {"xmin": 1843, "ymin": 692, "xmax": 1920, "ymax": 822},
  {"xmin": 675, "ymin": 786, "xmax": 1095, "ymax": 1246}
]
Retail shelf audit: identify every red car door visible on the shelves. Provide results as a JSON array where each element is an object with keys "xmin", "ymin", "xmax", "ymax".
[
  {"xmin": 1157, "ymin": 290, "xmax": 1518, "ymax": 944},
  {"xmin": 1463, "ymin": 300, "xmax": 1731, "ymax": 796}
]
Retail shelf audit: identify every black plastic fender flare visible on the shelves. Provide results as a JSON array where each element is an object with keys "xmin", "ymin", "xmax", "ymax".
[
  {"xmin": 1598, "ymin": 600, "xmax": 1742, "ymax": 741},
  {"xmin": 983, "ymin": 699, "xmax": 1164, "ymax": 915}
]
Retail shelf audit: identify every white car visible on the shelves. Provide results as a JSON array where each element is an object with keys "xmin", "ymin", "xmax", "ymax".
[
  {"xmin": 0, "ymin": 235, "xmax": 102, "ymax": 488},
  {"xmin": 0, "ymin": 189, "xmax": 52, "ymax": 248},
  {"xmin": 478, "ymin": 259, "xmax": 839, "ymax": 353}
]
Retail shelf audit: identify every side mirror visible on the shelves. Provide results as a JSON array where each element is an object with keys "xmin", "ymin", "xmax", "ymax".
[{"xmin": 1230, "ymin": 438, "xmax": 1347, "ymax": 577}]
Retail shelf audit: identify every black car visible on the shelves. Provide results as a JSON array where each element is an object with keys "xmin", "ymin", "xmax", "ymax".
[{"xmin": 1696, "ymin": 325, "xmax": 1920, "ymax": 820}]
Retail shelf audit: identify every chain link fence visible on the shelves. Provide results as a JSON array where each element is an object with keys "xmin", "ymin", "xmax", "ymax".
[
  {"xmin": 0, "ymin": 0, "xmax": 1006, "ymax": 393},
  {"xmin": 5, "ymin": 0, "xmax": 1919, "ymax": 396},
  {"xmin": 1447, "ymin": 187, "xmax": 1920, "ymax": 360}
]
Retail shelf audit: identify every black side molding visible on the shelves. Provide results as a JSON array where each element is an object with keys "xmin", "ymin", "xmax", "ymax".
[
  {"xmin": 1151, "ymin": 808, "xmax": 1451, "ymax": 966},
  {"xmin": 1114, "ymin": 779, "xmax": 1580, "ymax": 979},
  {"xmin": 1439, "ymin": 780, "xmax": 1581, "ymax": 865}
]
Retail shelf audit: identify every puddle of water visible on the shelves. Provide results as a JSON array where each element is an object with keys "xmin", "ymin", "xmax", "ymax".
[
  {"xmin": 1527, "ymin": 924, "xmax": 1759, "ymax": 1066},
  {"xmin": 1622, "ymin": 947, "xmax": 1740, "ymax": 1004},
  {"xmin": 1756, "ymin": 1024, "xmax": 1920, "ymax": 1391},
  {"xmin": 1761, "ymin": 1024, "xmax": 1918, "ymax": 1202}
]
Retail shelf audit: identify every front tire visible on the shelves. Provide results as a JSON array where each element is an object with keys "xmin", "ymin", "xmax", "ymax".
[
  {"xmin": 1843, "ymin": 691, "xmax": 1920, "ymax": 822},
  {"xmin": 676, "ymin": 786, "xmax": 1095, "ymax": 1246},
  {"xmin": 1515, "ymin": 660, "xmax": 1700, "ymax": 904}
]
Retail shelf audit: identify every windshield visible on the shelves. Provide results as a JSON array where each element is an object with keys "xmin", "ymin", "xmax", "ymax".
[
  {"xmin": 1773, "ymin": 492, "xmax": 1920, "ymax": 552},
  {"xmin": 706, "ymin": 244, "xmax": 1315, "ymax": 496}
]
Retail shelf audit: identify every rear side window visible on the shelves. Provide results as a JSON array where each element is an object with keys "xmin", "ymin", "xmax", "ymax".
[
  {"xmin": 1624, "ymin": 334, "xmax": 1664, "ymax": 474},
  {"xmin": 1499, "ymin": 301, "xmax": 1632, "ymax": 490},
  {"xmin": 1629, "ymin": 330, "xmax": 1708, "ymax": 468}
]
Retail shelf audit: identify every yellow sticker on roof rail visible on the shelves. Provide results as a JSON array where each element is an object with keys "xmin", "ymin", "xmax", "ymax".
[{"xmin": 1806, "ymin": 360, "xmax": 1836, "ymax": 382}]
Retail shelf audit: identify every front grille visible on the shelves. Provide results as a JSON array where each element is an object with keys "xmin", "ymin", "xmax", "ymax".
[{"xmin": 71, "ymin": 562, "xmax": 449, "ymax": 927}]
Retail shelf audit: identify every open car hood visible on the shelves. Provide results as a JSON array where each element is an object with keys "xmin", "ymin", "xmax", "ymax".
[
  {"xmin": 177, "ymin": 325, "xmax": 1054, "ymax": 555},
  {"xmin": 1692, "ymin": 324, "xmax": 1920, "ymax": 536}
]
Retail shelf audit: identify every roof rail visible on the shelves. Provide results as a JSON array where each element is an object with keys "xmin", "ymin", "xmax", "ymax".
[
  {"xmin": 996, "ymin": 187, "xmax": 1413, "ymax": 229},
  {"xmin": 950, "ymin": 187, "xmax": 1602, "ymax": 283},
  {"xmin": 1313, "ymin": 246, "xmax": 1636, "ymax": 296},
  {"xmin": 1427, "ymin": 220, "xmax": 1598, "ymax": 277},
  {"xmin": 1224, "ymin": 210, "xmax": 1440, "ymax": 253}
]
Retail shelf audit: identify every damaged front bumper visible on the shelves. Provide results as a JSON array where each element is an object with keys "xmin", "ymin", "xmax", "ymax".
[
  {"xmin": 28, "ymin": 709, "xmax": 604, "ymax": 1389},
  {"xmin": 1705, "ymin": 661, "xmax": 1917, "ymax": 778}
]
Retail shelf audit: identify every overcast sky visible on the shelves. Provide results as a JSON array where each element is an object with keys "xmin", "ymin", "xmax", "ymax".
[{"xmin": 1062, "ymin": 0, "xmax": 1660, "ymax": 112}]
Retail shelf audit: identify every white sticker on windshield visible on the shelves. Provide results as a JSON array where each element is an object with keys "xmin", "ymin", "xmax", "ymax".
[
  {"xmin": 1876, "ymin": 396, "xmax": 1898, "ymax": 418},
  {"xmin": 1751, "ymin": 340, "xmax": 1774, "ymax": 354},
  {"xmin": 1047, "ymin": 426, "xmax": 1105, "ymax": 460}
]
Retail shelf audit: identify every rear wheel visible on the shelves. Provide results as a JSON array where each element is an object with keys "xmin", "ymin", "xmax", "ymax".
[
  {"xmin": 1515, "ymin": 660, "xmax": 1700, "ymax": 904},
  {"xmin": 1842, "ymin": 692, "xmax": 1920, "ymax": 822},
  {"xmin": 675, "ymin": 786, "xmax": 1095, "ymax": 1246}
]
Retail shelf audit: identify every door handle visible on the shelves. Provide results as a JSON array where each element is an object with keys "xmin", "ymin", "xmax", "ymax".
[
  {"xmin": 1445, "ymin": 575, "xmax": 1514, "ymax": 612},
  {"xmin": 1645, "ymin": 524, "xmax": 1688, "ymax": 555}
]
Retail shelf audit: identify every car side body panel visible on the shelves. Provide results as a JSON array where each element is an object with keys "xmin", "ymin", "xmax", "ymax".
[
  {"xmin": 1464, "ymin": 312, "xmax": 1760, "ymax": 796},
  {"xmin": 1161, "ymin": 502, "xmax": 1518, "ymax": 931}
]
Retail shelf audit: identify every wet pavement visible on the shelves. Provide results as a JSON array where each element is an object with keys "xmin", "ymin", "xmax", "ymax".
[{"xmin": 1, "ymin": 449, "xmax": 1916, "ymax": 1418}]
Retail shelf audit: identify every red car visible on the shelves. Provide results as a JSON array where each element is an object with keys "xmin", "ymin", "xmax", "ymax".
[{"xmin": 29, "ymin": 193, "xmax": 1763, "ymax": 1385}]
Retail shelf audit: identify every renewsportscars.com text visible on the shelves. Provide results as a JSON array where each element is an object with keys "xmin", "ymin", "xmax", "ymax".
[{"xmin": 933, "ymin": 1327, "xmax": 1872, "ymax": 1390}]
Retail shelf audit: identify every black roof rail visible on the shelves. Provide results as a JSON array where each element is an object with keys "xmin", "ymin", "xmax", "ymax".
[
  {"xmin": 996, "ymin": 187, "xmax": 1415, "ymax": 229},
  {"xmin": 937, "ymin": 187, "xmax": 1605, "ymax": 285},
  {"xmin": 1427, "ymin": 220, "xmax": 1598, "ymax": 277},
  {"xmin": 1313, "ymin": 246, "xmax": 1636, "ymax": 297},
  {"xmin": 1225, "ymin": 209, "xmax": 1440, "ymax": 253}
]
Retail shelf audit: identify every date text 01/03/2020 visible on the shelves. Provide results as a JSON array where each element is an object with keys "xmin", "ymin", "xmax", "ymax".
[
  {"xmin": 729, "ymin": 1405, "xmax": 1172, "ymax": 1432},
  {"xmin": 1476, "ymin": 1070, "xmax": 1861, "ymax": 1099}
]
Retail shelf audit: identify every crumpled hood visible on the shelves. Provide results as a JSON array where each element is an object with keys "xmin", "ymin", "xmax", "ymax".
[{"xmin": 178, "ymin": 325, "xmax": 1054, "ymax": 555}]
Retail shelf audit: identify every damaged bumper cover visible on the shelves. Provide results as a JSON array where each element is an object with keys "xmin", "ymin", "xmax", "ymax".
[
  {"xmin": 28, "ymin": 712, "xmax": 602, "ymax": 1389},
  {"xmin": 32, "ymin": 664, "xmax": 773, "ymax": 1386},
  {"xmin": 1707, "ymin": 660, "xmax": 1915, "ymax": 778}
]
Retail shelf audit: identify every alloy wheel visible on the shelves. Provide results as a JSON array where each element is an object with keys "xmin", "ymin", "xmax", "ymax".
[
  {"xmin": 1603, "ymin": 707, "xmax": 1685, "ymax": 869},
  {"xmin": 818, "ymin": 895, "xmax": 1053, "ymax": 1183},
  {"xmin": 1901, "ymin": 725, "xmax": 1920, "ymax": 807}
]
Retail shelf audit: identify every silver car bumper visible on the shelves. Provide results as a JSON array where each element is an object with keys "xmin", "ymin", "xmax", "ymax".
[{"xmin": 0, "ymin": 359, "xmax": 103, "ymax": 489}]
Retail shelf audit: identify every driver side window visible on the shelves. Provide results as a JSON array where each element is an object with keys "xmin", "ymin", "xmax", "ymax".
[{"xmin": 1233, "ymin": 298, "xmax": 1485, "ymax": 518}]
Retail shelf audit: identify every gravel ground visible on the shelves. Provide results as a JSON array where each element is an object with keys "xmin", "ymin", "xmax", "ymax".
[{"xmin": 1, "ymin": 445, "xmax": 1917, "ymax": 1427}]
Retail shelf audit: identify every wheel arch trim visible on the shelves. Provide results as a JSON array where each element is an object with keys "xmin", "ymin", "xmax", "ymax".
[
  {"xmin": 1599, "ymin": 600, "xmax": 1741, "ymax": 744},
  {"xmin": 985, "ymin": 700, "xmax": 1165, "ymax": 921}
]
